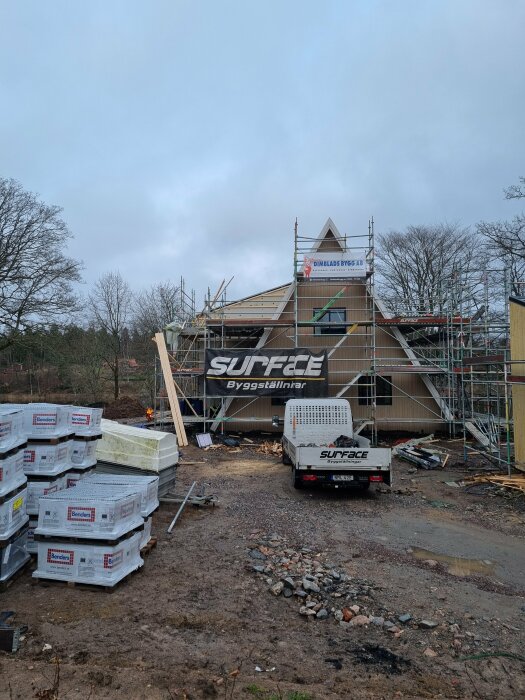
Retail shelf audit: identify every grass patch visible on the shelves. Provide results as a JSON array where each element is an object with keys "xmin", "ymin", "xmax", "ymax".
[{"xmin": 245, "ymin": 686, "xmax": 313, "ymax": 700}]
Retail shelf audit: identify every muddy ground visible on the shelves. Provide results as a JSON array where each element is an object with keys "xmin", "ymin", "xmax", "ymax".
[{"xmin": 1, "ymin": 440, "xmax": 525, "ymax": 699}]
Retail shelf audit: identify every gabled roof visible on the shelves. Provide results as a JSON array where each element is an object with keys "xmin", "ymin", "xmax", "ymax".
[
  {"xmin": 210, "ymin": 218, "xmax": 346, "ymax": 321},
  {"xmin": 310, "ymin": 217, "xmax": 346, "ymax": 253},
  {"xmin": 207, "ymin": 283, "xmax": 293, "ymax": 321}
]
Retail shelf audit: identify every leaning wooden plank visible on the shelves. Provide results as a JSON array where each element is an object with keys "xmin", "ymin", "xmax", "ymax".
[{"xmin": 153, "ymin": 332, "xmax": 188, "ymax": 447}]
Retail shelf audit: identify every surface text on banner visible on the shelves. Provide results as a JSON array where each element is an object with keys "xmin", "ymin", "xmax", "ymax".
[{"xmin": 205, "ymin": 348, "xmax": 329, "ymax": 397}]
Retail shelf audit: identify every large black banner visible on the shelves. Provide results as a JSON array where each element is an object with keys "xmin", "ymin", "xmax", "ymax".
[{"xmin": 205, "ymin": 348, "xmax": 328, "ymax": 398}]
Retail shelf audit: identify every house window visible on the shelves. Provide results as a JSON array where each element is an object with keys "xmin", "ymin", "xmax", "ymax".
[
  {"xmin": 271, "ymin": 397, "xmax": 288, "ymax": 406},
  {"xmin": 358, "ymin": 375, "xmax": 393, "ymax": 406},
  {"xmin": 313, "ymin": 307, "xmax": 347, "ymax": 335}
]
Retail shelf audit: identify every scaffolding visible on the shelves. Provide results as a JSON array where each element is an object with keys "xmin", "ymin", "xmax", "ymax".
[{"xmin": 153, "ymin": 220, "xmax": 517, "ymax": 470}]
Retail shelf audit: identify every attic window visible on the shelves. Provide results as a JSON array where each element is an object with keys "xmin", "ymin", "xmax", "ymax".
[{"xmin": 313, "ymin": 308, "xmax": 347, "ymax": 335}]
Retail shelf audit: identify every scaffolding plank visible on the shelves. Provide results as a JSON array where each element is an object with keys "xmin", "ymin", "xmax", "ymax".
[
  {"xmin": 375, "ymin": 365, "xmax": 446, "ymax": 374},
  {"xmin": 465, "ymin": 421, "xmax": 490, "ymax": 448},
  {"xmin": 154, "ymin": 332, "xmax": 189, "ymax": 447},
  {"xmin": 461, "ymin": 354, "xmax": 504, "ymax": 366}
]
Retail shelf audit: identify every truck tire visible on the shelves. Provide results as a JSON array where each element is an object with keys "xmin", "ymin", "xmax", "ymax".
[
  {"xmin": 282, "ymin": 449, "xmax": 292, "ymax": 465},
  {"xmin": 291, "ymin": 467, "xmax": 302, "ymax": 489}
]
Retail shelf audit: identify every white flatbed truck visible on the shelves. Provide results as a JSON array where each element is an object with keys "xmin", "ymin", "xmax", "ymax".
[{"xmin": 281, "ymin": 399, "xmax": 392, "ymax": 489}]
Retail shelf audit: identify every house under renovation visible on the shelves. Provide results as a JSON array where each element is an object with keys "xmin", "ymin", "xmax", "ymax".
[{"xmin": 159, "ymin": 219, "xmax": 468, "ymax": 440}]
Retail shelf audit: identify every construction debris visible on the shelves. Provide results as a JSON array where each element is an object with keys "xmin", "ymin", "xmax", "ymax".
[
  {"xmin": 0, "ymin": 611, "xmax": 27, "ymax": 653},
  {"xmin": 396, "ymin": 445, "xmax": 442, "ymax": 470},
  {"xmin": 463, "ymin": 473, "xmax": 525, "ymax": 495},
  {"xmin": 257, "ymin": 441, "xmax": 283, "ymax": 457},
  {"xmin": 393, "ymin": 435, "xmax": 446, "ymax": 470},
  {"xmin": 196, "ymin": 433, "xmax": 213, "ymax": 448}
]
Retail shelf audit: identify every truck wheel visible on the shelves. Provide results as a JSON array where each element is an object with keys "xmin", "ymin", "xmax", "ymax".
[
  {"xmin": 282, "ymin": 450, "xmax": 292, "ymax": 465},
  {"xmin": 291, "ymin": 467, "xmax": 302, "ymax": 489}
]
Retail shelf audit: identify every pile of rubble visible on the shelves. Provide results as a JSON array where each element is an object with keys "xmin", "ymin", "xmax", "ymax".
[{"xmin": 246, "ymin": 533, "xmax": 474, "ymax": 656}]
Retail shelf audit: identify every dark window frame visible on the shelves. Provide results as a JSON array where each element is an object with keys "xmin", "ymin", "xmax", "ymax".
[
  {"xmin": 313, "ymin": 307, "xmax": 347, "ymax": 335},
  {"xmin": 358, "ymin": 375, "xmax": 393, "ymax": 406}
]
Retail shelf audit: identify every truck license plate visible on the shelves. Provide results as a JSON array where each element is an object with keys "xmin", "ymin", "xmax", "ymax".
[{"xmin": 332, "ymin": 475, "xmax": 354, "ymax": 481}]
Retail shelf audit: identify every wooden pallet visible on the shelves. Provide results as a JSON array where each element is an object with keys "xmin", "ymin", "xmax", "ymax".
[
  {"xmin": 140, "ymin": 536, "xmax": 157, "ymax": 557},
  {"xmin": 0, "ymin": 558, "xmax": 32, "ymax": 592},
  {"xmin": 27, "ymin": 433, "xmax": 73, "ymax": 446},
  {"xmin": 71, "ymin": 433, "xmax": 102, "ymax": 443},
  {"xmin": 32, "ymin": 565, "xmax": 143, "ymax": 593},
  {"xmin": 34, "ymin": 523, "xmax": 144, "ymax": 547}
]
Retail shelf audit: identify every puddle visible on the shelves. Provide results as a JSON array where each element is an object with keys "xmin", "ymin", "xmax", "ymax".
[{"xmin": 411, "ymin": 547, "xmax": 496, "ymax": 577}]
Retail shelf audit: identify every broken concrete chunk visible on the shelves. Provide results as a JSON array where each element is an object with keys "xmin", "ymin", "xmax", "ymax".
[
  {"xmin": 419, "ymin": 620, "xmax": 438, "ymax": 629},
  {"xmin": 270, "ymin": 582, "xmax": 284, "ymax": 596},
  {"xmin": 349, "ymin": 615, "xmax": 370, "ymax": 626}
]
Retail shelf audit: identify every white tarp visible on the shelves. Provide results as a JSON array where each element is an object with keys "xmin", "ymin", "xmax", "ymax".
[{"xmin": 96, "ymin": 419, "xmax": 179, "ymax": 473}]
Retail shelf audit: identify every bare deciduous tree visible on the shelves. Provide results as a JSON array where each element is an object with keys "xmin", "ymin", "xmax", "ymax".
[
  {"xmin": 0, "ymin": 178, "xmax": 82, "ymax": 350},
  {"xmin": 477, "ymin": 177, "xmax": 525, "ymax": 293},
  {"xmin": 90, "ymin": 271, "xmax": 132, "ymax": 399},
  {"xmin": 133, "ymin": 281, "xmax": 184, "ymax": 337},
  {"xmin": 376, "ymin": 224, "xmax": 485, "ymax": 314}
]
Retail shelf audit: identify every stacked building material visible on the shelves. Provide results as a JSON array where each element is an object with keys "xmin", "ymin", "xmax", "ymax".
[
  {"xmin": 64, "ymin": 405, "xmax": 103, "ymax": 486},
  {"xmin": 96, "ymin": 420, "xmax": 178, "ymax": 495},
  {"xmin": 33, "ymin": 485, "xmax": 144, "ymax": 587},
  {"xmin": 82, "ymin": 474, "xmax": 159, "ymax": 548},
  {"xmin": 0, "ymin": 407, "xmax": 30, "ymax": 586},
  {"xmin": 18, "ymin": 403, "xmax": 74, "ymax": 554},
  {"xmin": 0, "ymin": 403, "xmax": 104, "ymax": 553}
]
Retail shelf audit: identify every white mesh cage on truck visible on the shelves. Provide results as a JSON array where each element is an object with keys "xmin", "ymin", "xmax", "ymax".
[{"xmin": 281, "ymin": 399, "xmax": 392, "ymax": 489}]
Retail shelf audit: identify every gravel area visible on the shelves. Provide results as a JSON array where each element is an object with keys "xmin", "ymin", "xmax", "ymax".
[{"xmin": 1, "ymin": 442, "xmax": 524, "ymax": 699}]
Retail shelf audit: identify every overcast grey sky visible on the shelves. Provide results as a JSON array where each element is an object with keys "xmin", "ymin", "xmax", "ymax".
[{"xmin": 1, "ymin": 1, "xmax": 524, "ymax": 306}]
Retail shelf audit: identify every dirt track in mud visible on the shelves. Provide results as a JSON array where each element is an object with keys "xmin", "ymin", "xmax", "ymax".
[{"xmin": 2, "ymin": 444, "xmax": 525, "ymax": 699}]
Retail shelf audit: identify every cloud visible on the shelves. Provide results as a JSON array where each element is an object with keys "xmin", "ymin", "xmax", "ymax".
[{"xmin": 0, "ymin": 0, "xmax": 523, "ymax": 308}]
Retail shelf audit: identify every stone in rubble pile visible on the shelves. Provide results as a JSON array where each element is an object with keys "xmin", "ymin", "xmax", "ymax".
[
  {"xmin": 246, "ymin": 532, "xmax": 474, "ymax": 654},
  {"xmin": 246, "ymin": 532, "xmax": 397, "ymax": 632}
]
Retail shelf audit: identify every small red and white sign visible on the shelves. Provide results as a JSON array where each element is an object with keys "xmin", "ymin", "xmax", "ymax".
[
  {"xmin": 32, "ymin": 413, "xmax": 57, "ymax": 426},
  {"xmin": 103, "ymin": 550, "xmax": 123, "ymax": 569},
  {"xmin": 67, "ymin": 506, "xmax": 96, "ymax": 522},
  {"xmin": 71, "ymin": 413, "xmax": 91, "ymax": 426},
  {"xmin": 47, "ymin": 549, "xmax": 74, "ymax": 565}
]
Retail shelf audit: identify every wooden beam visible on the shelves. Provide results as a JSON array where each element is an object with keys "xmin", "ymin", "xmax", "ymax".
[{"xmin": 153, "ymin": 332, "xmax": 188, "ymax": 447}]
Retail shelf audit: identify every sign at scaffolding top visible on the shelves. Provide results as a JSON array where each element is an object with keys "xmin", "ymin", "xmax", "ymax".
[{"xmin": 302, "ymin": 251, "xmax": 367, "ymax": 279}]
